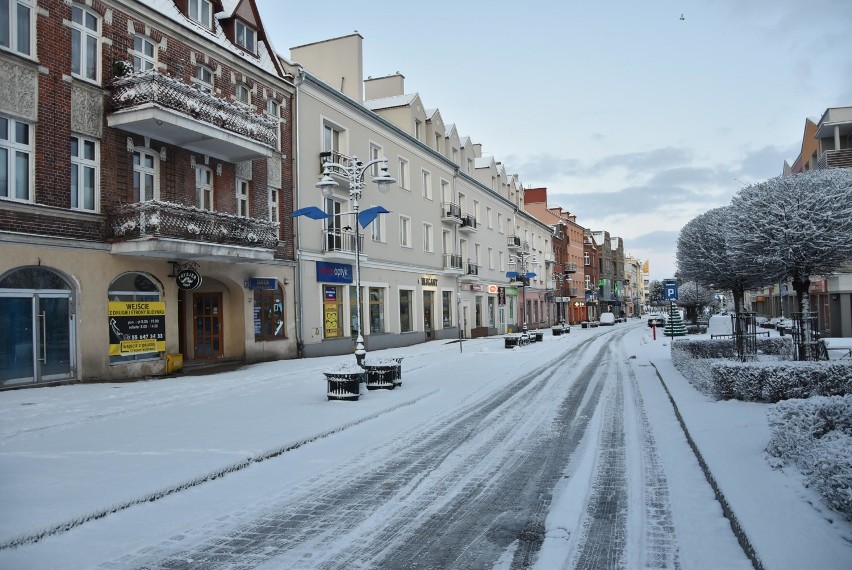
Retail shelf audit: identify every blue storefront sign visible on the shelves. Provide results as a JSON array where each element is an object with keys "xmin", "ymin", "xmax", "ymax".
[
  {"xmin": 248, "ymin": 277, "xmax": 277, "ymax": 290},
  {"xmin": 316, "ymin": 261, "xmax": 353, "ymax": 284}
]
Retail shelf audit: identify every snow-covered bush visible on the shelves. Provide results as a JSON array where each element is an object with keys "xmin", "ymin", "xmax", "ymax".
[
  {"xmin": 766, "ymin": 395, "xmax": 852, "ymax": 520},
  {"xmin": 711, "ymin": 361, "xmax": 852, "ymax": 402}
]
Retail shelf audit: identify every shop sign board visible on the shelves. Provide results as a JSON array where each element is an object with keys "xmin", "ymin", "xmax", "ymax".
[
  {"xmin": 316, "ymin": 261, "xmax": 352, "ymax": 284},
  {"xmin": 108, "ymin": 301, "xmax": 166, "ymax": 355},
  {"xmin": 175, "ymin": 268, "xmax": 202, "ymax": 291}
]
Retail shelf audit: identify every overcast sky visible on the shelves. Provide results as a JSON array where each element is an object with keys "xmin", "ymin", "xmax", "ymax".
[{"xmin": 256, "ymin": 0, "xmax": 852, "ymax": 282}]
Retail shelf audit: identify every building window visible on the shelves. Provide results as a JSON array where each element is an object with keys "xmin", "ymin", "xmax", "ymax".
[
  {"xmin": 194, "ymin": 64, "xmax": 213, "ymax": 92},
  {"xmin": 369, "ymin": 142, "xmax": 382, "ymax": 176},
  {"xmin": 254, "ymin": 285, "xmax": 285, "ymax": 340},
  {"xmin": 421, "ymin": 169, "xmax": 432, "ymax": 200},
  {"xmin": 0, "ymin": 115, "xmax": 33, "ymax": 202},
  {"xmin": 236, "ymin": 178, "xmax": 249, "ymax": 217},
  {"xmin": 0, "ymin": 0, "xmax": 32, "ymax": 56},
  {"xmin": 398, "ymin": 157, "xmax": 410, "ymax": 191},
  {"xmin": 132, "ymin": 35, "xmax": 155, "ymax": 72},
  {"xmin": 266, "ymin": 98, "xmax": 279, "ymax": 117},
  {"xmin": 195, "ymin": 165, "xmax": 213, "ymax": 210},
  {"xmin": 188, "ymin": 0, "xmax": 213, "ymax": 29},
  {"xmin": 234, "ymin": 20, "xmax": 256, "ymax": 53},
  {"xmin": 322, "ymin": 121, "xmax": 344, "ymax": 155},
  {"xmin": 499, "ymin": 251, "xmax": 505, "ymax": 271},
  {"xmin": 70, "ymin": 134, "xmax": 97, "ymax": 211},
  {"xmin": 399, "ymin": 215, "xmax": 411, "ymax": 248},
  {"xmin": 370, "ymin": 204, "xmax": 385, "ymax": 242},
  {"xmin": 584, "ymin": 251, "xmax": 591, "ymax": 266},
  {"xmin": 442, "ymin": 290, "xmax": 453, "ymax": 327},
  {"xmin": 71, "ymin": 5, "xmax": 99, "ymax": 82},
  {"xmin": 108, "ymin": 272, "xmax": 162, "ymax": 364},
  {"xmin": 235, "ymin": 83, "xmax": 250, "ymax": 105},
  {"xmin": 423, "ymin": 222, "xmax": 433, "ymax": 253},
  {"xmin": 486, "ymin": 207, "xmax": 493, "ymax": 229},
  {"xmin": 434, "ymin": 133, "xmax": 441, "ymax": 153},
  {"xmin": 440, "ymin": 179, "xmax": 450, "ymax": 203},
  {"xmin": 132, "ymin": 149, "xmax": 157, "ymax": 202},
  {"xmin": 399, "ymin": 289, "xmax": 413, "ymax": 332},
  {"xmin": 369, "ymin": 287, "xmax": 385, "ymax": 334},
  {"xmin": 488, "ymin": 247, "xmax": 494, "ymax": 269},
  {"xmin": 414, "ymin": 119, "xmax": 421, "ymax": 140},
  {"xmin": 268, "ymin": 186, "xmax": 279, "ymax": 224}
]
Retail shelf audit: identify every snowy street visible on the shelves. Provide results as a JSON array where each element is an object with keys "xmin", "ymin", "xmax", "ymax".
[{"xmin": 1, "ymin": 324, "xmax": 850, "ymax": 569}]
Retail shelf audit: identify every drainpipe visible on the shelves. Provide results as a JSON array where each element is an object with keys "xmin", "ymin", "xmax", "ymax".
[{"xmin": 293, "ymin": 67, "xmax": 307, "ymax": 357}]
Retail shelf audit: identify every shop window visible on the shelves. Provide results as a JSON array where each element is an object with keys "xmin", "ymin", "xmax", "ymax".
[
  {"xmin": 369, "ymin": 287, "xmax": 385, "ymax": 333},
  {"xmin": 399, "ymin": 289, "xmax": 413, "ymax": 332},
  {"xmin": 108, "ymin": 272, "xmax": 163, "ymax": 364},
  {"xmin": 442, "ymin": 290, "xmax": 452, "ymax": 327},
  {"xmin": 322, "ymin": 284, "xmax": 344, "ymax": 339},
  {"xmin": 254, "ymin": 286, "xmax": 285, "ymax": 340}
]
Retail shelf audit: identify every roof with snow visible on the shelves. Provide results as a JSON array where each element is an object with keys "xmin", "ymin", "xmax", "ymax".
[
  {"xmin": 363, "ymin": 93, "xmax": 419, "ymax": 111},
  {"xmin": 135, "ymin": 0, "xmax": 282, "ymax": 77}
]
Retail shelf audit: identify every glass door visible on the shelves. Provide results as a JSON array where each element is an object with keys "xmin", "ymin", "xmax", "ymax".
[
  {"xmin": 0, "ymin": 294, "xmax": 73, "ymax": 387},
  {"xmin": 423, "ymin": 290, "xmax": 434, "ymax": 339}
]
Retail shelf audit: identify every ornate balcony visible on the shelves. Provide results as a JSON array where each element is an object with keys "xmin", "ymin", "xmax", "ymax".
[
  {"xmin": 106, "ymin": 200, "xmax": 279, "ymax": 261},
  {"xmin": 507, "ymin": 235, "xmax": 521, "ymax": 250},
  {"xmin": 108, "ymin": 70, "xmax": 278, "ymax": 162},
  {"xmin": 564, "ymin": 262, "xmax": 578, "ymax": 273}
]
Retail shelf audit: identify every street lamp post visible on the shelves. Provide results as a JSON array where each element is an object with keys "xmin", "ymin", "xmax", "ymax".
[
  {"xmin": 553, "ymin": 270, "xmax": 570, "ymax": 324},
  {"xmin": 315, "ymin": 155, "xmax": 396, "ymax": 365},
  {"xmin": 507, "ymin": 252, "xmax": 538, "ymax": 332}
]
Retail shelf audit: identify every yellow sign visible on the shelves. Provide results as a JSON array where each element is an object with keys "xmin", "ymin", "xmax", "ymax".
[
  {"xmin": 324, "ymin": 303, "xmax": 340, "ymax": 338},
  {"xmin": 108, "ymin": 301, "xmax": 166, "ymax": 355}
]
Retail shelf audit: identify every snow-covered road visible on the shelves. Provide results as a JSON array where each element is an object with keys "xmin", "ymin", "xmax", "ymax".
[{"xmin": 1, "ymin": 324, "xmax": 763, "ymax": 568}]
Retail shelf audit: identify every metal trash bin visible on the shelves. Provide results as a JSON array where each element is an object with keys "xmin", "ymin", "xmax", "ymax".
[
  {"xmin": 363, "ymin": 364, "xmax": 396, "ymax": 390},
  {"xmin": 505, "ymin": 336, "xmax": 519, "ymax": 348},
  {"xmin": 324, "ymin": 371, "xmax": 364, "ymax": 401}
]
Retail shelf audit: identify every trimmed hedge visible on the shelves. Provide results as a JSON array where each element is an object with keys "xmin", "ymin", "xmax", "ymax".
[
  {"xmin": 766, "ymin": 396, "xmax": 852, "ymax": 521},
  {"xmin": 710, "ymin": 361, "xmax": 852, "ymax": 402}
]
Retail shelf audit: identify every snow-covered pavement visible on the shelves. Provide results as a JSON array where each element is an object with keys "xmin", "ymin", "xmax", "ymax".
[{"xmin": 1, "ymin": 323, "xmax": 850, "ymax": 568}]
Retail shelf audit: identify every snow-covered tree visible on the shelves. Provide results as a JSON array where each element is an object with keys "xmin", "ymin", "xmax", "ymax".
[
  {"xmin": 677, "ymin": 281, "xmax": 716, "ymax": 324},
  {"xmin": 728, "ymin": 169, "xmax": 852, "ymax": 314},
  {"xmin": 676, "ymin": 206, "xmax": 765, "ymax": 314}
]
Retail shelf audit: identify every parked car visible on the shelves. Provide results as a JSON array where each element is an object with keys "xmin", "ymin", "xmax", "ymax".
[
  {"xmin": 647, "ymin": 313, "xmax": 665, "ymax": 327},
  {"xmin": 599, "ymin": 312, "xmax": 616, "ymax": 326}
]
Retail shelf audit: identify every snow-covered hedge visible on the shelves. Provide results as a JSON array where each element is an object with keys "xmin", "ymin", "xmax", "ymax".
[
  {"xmin": 671, "ymin": 337, "xmax": 793, "ymax": 395},
  {"xmin": 710, "ymin": 361, "xmax": 852, "ymax": 402},
  {"xmin": 766, "ymin": 395, "xmax": 852, "ymax": 521}
]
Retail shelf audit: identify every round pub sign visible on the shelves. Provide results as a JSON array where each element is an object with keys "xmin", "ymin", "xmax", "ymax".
[{"xmin": 176, "ymin": 268, "xmax": 202, "ymax": 291}]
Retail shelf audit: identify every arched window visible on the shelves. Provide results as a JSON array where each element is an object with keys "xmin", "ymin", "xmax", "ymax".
[{"xmin": 108, "ymin": 272, "xmax": 163, "ymax": 363}]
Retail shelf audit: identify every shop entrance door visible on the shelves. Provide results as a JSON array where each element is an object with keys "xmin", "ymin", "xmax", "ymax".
[
  {"xmin": 193, "ymin": 292, "xmax": 223, "ymax": 360},
  {"xmin": 0, "ymin": 293, "xmax": 74, "ymax": 387},
  {"xmin": 423, "ymin": 290, "xmax": 434, "ymax": 340}
]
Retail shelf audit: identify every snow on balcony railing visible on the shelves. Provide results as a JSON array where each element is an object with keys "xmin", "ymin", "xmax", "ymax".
[
  {"xmin": 106, "ymin": 200, "xmax": 279, "ymax": 248},
  {"xmin": 111, "ymin": 70, "xmax": 278, "ymax": 149},
  {"xmin": 816, "ymin": 148, "xmax": 852, "ymax": 170}
]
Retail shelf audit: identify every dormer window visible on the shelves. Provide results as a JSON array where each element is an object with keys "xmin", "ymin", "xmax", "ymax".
[
  {"xmin": 235, "ymin": 20, "xmax": 256, "ymax": 53},
  {"xmin": 188, "ymin": 0, "xmax": 213, "ymax": 29}
]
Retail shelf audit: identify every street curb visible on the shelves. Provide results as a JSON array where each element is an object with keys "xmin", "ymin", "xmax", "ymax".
[{"xmin": 650, "ymin": 362, "xmax": 765, "ymax": 570}]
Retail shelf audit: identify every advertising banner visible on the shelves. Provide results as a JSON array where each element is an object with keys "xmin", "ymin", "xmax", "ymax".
[
  {"xmin": 108, "ymin": 301, "xmax": 166, "ymax": 356},
  {"xmin": 316, "ymin": 261, "xmax": 353, "ymax": 284}
]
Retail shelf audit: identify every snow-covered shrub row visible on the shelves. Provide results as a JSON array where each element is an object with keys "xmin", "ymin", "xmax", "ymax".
[
  {"xmin": 710, "ymin": 361, "xmax": 852, "ymax": 402},
  {"xmin": 671, "ymin": 337, "xmax": 793, "ymax": 395},
  {"xmin": 765, "ymin": 395, "xmax": 852, "ymax": 521}
]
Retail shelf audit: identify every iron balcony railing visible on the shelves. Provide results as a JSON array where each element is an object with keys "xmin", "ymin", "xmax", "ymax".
[
  {"xmin": 460, "ymin": 214, "xmax": 477, "ymax": 231},
  {"xmin": 319, "ymin": 151, "xmax": 354, "ymax": 174},
  {"xmin": 111, "ymin": 70, "xmax": 278, "ymax": 149},
  {"xmin": 507, "ymin": 235, "xmax": 521, "ymax": 248},
  {"xmin": 323, "ymin": 228, "xmax": 363, "ymax": 254},
  {"xmin": 441, "ymin": 202, "xmax": 463, "ymax": 221},
  {"xmin": 466, "ymin": 261, "xmax": 479, "ymax": 276},
  {"xmin": 443, "ymin": 253, "xmax": 463, "ymax": 270},
  {"xmin": 106, "ymin": 200, "xmax": 280, "ymax": 248},
  {"xmin": 564, "ymin": 262, "xmax": 578, "ymax": 273}
]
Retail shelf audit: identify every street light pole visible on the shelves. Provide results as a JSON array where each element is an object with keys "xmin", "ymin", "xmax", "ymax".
[
  {"xmin": 316, "ymin": 156, "xmax": 395, "ymax": 365},
  {"xmin": 507, "ymin": 251, "xmax": 538, "ymax": 333}
]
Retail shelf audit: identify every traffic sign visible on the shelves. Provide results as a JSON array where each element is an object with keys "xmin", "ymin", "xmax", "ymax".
[{"xmin": 664, "ymin": 283, "xmax": 678, "ymax": 301}]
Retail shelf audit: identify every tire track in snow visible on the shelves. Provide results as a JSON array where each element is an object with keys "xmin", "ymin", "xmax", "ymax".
[{"xmin": 103, "ymin": 335, "xmax": 612, "ymax": 569}]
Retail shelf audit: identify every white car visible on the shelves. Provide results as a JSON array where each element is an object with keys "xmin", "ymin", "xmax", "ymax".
[{"xmin": 599, "ymin": 312, "xmax": 616, "ymax": 326}]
